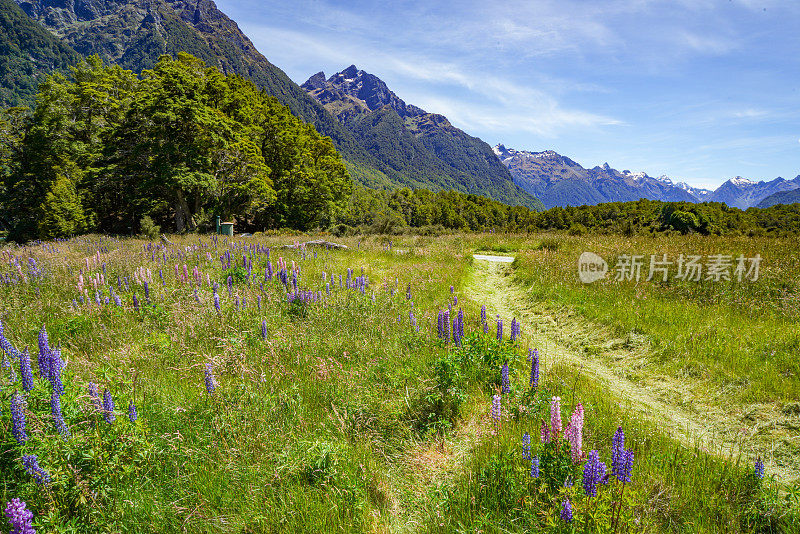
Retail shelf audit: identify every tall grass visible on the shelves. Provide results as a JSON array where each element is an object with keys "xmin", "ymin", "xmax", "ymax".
[{"xmin": 0, "ymin": 233, "xmax": 795, "ymax": 532}]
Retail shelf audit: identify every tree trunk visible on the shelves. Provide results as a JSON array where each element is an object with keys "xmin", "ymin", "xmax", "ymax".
[{"xmin": 175, "ymin": 189, "xmax": 194, "ymax": 233}]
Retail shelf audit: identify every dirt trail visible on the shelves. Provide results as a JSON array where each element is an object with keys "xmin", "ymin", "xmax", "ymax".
[{"xmin": 465, "ymin": 257, "xmax": 799, "ymax": 483}]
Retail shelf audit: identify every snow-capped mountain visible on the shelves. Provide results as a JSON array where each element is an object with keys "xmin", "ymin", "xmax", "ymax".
[
  {"xmin": 493, "ymin": 144, "xmax": 799, "ymax": 209},
  {"xmin": 492, "ymin": 144, "xmax": 697, "ymax": 208},
  {"xmin": 675, "ymin": 182, "xmax": 713, "ymax": 201},
  {"xmin": 706, "ymin": 176, "xmax": 800, "ymax": 209}
]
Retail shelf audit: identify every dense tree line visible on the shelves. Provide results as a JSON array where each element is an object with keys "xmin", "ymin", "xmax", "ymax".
[
  {"xmin": 335, "ymin": 190, "xmax": 800, "ymax": 236},
  {"xmin": 0, "ymin": 53, "xmax": 350, "ymax": 241}
]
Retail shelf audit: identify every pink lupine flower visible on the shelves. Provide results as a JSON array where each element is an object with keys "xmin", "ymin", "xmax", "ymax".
[
  {"xmin": 566, "ymin": 403, "xmax": 584, "ymax": 461},
  {"xmin": 541, "ymin": 421, "xmax": 550, "ymax": 443}
]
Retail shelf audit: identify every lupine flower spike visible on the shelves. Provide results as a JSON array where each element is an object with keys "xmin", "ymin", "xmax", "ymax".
[
  {"xmin": 566, "ymin": 403, "xmax": 584, "ymax": 462},
  {"xmin": 540, "ymin": 421, "xmax": 550, "ymax": 443},
  {"xmin": 103, "ymin": 389, "xmax": 115, "ymax": 423},
  {"xmin": 582, "ymin": 450, "xmax": 608, "ymax": 497},
  {"xmin": 530, "ymin": 455, "xmax": 540, "ymax": 478},
  {"xmin": 128, "ymin": 402, "xmax": 138, "ymax": 423},
  {"xmin": 491, "ymin": 394, "xmax": 501, "ymax": 427},
  {"xmin": 529, "ymin": 349, "xmax": 539, "ymax": 390},
  {"xmin": 204, "ymin": 363, "xmax": 216, "ymax": 396},
  {"xmin": 21, "ymin": 455, "xmax": 50, "ymax": 485},
  {"xmin": 4, "ymin": 498, "xmax": 35, "ymax": 534},
  {"xmin": 561, "ymin": 499, "xmax": 573, "ymax": 523},
  {"xmin": 10, "ymin": 392, "xmax": 27, "ymax": 444},
  {"xmin": 754, "ymin": 458, "xmax": 764, "ymax": 479},
  {"xmin": 521, "ymin": 432, "xmax": 531, "ymax": 460}
]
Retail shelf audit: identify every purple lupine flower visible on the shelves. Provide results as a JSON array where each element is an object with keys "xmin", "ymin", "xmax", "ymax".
[
  {"xmin": 133, "ymin": 293, "xmax": 140, "ymax": 311},
  {"xmin": 204, "ymin": 363, "xmax": 216, "ymax": 396},
  {"xmin": 257, "ymin": 295, "xmax": 262, "ymax": 309},
  {"xmin": 214, "ymin": 293, "xmax": 220, "ymax": 312},
  {"xmin": 522, "ymin": 432, "xmax": 531, "ymax": 460},
  {"xmin": 611, "ymin": 426, "xmax": 625, "ymax": 474},
  {"xmin": 48, "ymin": 347, "xmax": 64, "ymax": 395},
  {"xmin": 481, "ymin": 304, "xmax": 486, "ymax": 325},
  {"xmin": 261, "ymin": 320, "xmax": 268, "ymax": 340},
  {"xmin": 103, "ymin": 389, "xmax": 115, "ymax": 423},
  {"xmin": 88, "ymin": 382, "xmax": 101, "ymax": 411},
  {"xmin": 10, "ymin": 392, "xmax": 27, "ymax": 444},
  {"xmin": 37, "ymin": 325, "xmax": 50, "ymax": 380},
  {"xmin": 144, "ymin": 281, "xmax": 149, "ymax": 300},
  {"xmin": 501, "ymin": 363, "xmax": 510, "ymax": 394},
  {"xmin": 491, "ymin": 394, "xmax": 501, "ymax": 427},
  {"xmin": 128, "ymin": 402, "xmax": 137, "ymax": 423},
  {"xmin": 510, "ymin": 318, "xmax": 517, "ymax": 342},
  {"xmin": 560, "ymin": 499, "xmax": 573, "ymax": 523},
  {"xmin": 540, "ymin": 421, "xmax": 550, "ymax": 443},
  {"xmin": 496, "ymin": 317, "xmax": 503, "ymax": 341},
  {"xmin": 529, "ymin": 349, "xmax": 539, "ymax": 389},
  {"xmin": 457, "ymin": 308, "xmax": 464, "ymax": 341},
  {"xmin": 582, "ymin": 450, "xmax": 608, "ymax": 497},
  {"xmin": 530, "ymin": 455, "xmax": 540, "ymax": 478},
  {"xmin": 611, "ymin": 426, "xmax": 634, "ymax": 483},
  {"xmin": 50, "ymin": 391, "xmax": 69, "ymax": 438},
  {"xmin": 4, "ymin": 498, "xmax": 35, "ymax": 534},
  {"xmin": 618, "ymin": 449, "xmax": 634, "ymax": 483},
  {"xmin": 483, "ymin": 322, "xmax": 489, "ymax": 334},
  {"xmin": 19, "ymin": 349, "xmax": 33, "ymax": 392},
  {"xmin": 21, "ymin": 455, "xmax": 50, "ymax": 485},
  {"xmin": 755, "ymin": 458, "xmax": 764, "ymax": 479}
]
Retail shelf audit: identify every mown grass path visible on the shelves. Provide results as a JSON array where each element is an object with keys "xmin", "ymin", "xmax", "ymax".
[{"xmin": 464, "ymin": 256, "xmax": 799, "ymax": 484}]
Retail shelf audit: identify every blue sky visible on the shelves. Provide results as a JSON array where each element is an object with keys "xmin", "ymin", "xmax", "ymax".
[{"xmin": 215, "ymin": 0, "xmax": 800, "ymax": 189}]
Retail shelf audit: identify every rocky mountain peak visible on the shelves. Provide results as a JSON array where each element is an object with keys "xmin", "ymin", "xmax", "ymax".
[
  {"xmin": 303, "ymin": 65, "xmax": 426, "ymax": 119},
  {"xmin": 301, "ymin": 71, "xmax": 327, "ymax": 91}
]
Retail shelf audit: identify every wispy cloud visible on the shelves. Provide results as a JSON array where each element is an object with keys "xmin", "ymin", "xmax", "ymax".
[{"xmin": 242, "ymin": 24, "xmax": 622, "ymax": 136}]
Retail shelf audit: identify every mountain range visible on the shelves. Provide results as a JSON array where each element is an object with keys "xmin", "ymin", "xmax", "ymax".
[
  {"xmin": 1, "ymin": 0, "xmax": 797, "ymax": 213},
  {"xmin": 493, "ymin": 144, "xmax": 800, "ymax": 209}
]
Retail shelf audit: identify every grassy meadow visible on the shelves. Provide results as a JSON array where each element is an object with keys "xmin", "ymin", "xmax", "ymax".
[{"xmin": 0, "ymin": 233, "xmax": 797, "ymax": 533}]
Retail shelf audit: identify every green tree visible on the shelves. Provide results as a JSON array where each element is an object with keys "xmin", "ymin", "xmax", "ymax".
[{"xmin": 37, "ymin": 169, "xmax": 87, "ymax": 238}]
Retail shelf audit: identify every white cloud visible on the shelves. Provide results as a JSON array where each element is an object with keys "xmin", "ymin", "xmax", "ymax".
[{"xmin": 242, "ymin": 25, "xmax": 622, "ymax": 137}]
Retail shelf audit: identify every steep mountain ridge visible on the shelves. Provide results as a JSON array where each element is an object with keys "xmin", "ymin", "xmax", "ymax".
[
  {"xmin": 0, "ymin": 0, "xmax": 81, "ymax": 107},
  {"xmin": 303, "ymin": 67, "xmax": 543, "ymax": 210},
  {"xmin": 757, "ymin": 188, "xmax": 800, "ymax": 208}
]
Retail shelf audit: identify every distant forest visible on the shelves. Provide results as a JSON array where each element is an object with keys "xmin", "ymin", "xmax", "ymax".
[
  {"xmin": 337, "ymin": 189, "xmax": 800, "ymax": 236},
  {"xmin": 1, "ymin": 54, "xmax": 799, "ymax": 242}
]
